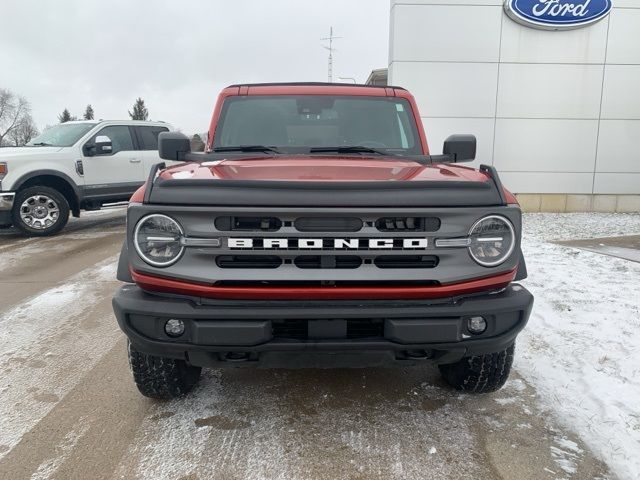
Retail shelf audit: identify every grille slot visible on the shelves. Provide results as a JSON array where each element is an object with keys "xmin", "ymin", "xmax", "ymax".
[
  {"xmin": 272, "ymin": 319, "xmax": 384, "ymax": 340},
  {"xmin": 346, "ymin": 319, "xmax": 384, "ymax": 338},
  {"xmin": 216, "ymin": 255, "xmax": 282, "ymax": 269},
  {"xmin": 374, "ymin": 255, "xmax": 439, "ymax": 269},
  {"xmin": 376, "ymin": 217, "xmax": 440, "ymax": 232},
  {"xmin": 272, "ymin": 320, "xmax": 307, "ymax": 340},
  {"xmin": 215, "ymin": 216, "xmax": 282, "ymax": 231},
  {"xmin": 294, "ymin": 255, "xmax": 362, "ymax": 269},
  {"xmin": 294, "ymin": 217, "xmax": 363, "ymax": 232}
]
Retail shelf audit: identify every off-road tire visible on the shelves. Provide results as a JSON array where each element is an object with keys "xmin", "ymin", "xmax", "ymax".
[
  {"xmin": 127, "ymin": 342, "xmax": 202, "ymax": 399},
  {"xmin": 11, "ymin": 186, "xmax": 70, "ymax": 236},
  {"xmin": 438, "ymin": 344, "xmax": 514, "ymax": 394}
]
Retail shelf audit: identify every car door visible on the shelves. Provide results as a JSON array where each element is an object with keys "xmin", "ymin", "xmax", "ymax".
[
  {"xmin": 82, "ymin": 125, "xmax": 145, "ymax": 200},
  {"xmin": 134, "ymin": 125, "xmax": 179, "ymax": 174}
]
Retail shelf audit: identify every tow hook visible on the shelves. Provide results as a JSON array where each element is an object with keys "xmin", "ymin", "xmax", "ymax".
[
  {"xmin": 224, "ymin": 352, "xmax": 251, "ymax": 362},
  {"xmin": 403, "ymin": 349, "xmax": 432, "ymax": 360}
]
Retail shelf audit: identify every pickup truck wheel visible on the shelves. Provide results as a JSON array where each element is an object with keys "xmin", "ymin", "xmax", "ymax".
[
  {"xmin": 127, "ymin": 342, "xmax": 202, "ymax": 399},
  {"xmin": 438, "ymin": 344, "xmax": 514, "ymax": 394},
  {"xmin": 11, "ymin": 186, "xmax": 70, "ymax": 236}
]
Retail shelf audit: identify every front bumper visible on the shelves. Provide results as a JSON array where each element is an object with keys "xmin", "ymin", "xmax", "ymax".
[
  {"xmin": 113, "ymin": 284, "xmax": 533, "ymax": 368},
  {"xmin": 0, "ymin": 192, "xmax": 15, "ymax": 226}
]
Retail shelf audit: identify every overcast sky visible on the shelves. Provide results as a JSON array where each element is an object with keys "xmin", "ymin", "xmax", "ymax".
[{"xmin": 0, "ymin": 0, "xmax": 390, "ymax": 135}]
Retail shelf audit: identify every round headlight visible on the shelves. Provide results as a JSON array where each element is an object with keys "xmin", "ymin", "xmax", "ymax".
[
  {"xmin": 468, "ymin": 215, "xmax": 515, "ymax": 267},
  {"xmin": 134, "ymin": 214, "xmax": 184, "ymax": 267}
]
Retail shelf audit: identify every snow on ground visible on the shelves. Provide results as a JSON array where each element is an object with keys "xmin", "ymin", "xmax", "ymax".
[
  {"xmin": 0, "ymin": 258, "xmax": 120, "ymax": 457},
  {"xmin": 516, "ymin": 213, "xmax": 640, "ymax": 480}
]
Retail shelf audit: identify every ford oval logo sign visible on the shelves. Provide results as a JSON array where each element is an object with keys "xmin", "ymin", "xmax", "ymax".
[{"xmin": 504, "ymin": 0, "xmax": 612, "ymax": 30}]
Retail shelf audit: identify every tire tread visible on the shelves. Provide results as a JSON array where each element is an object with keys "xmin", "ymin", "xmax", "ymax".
[
  {"xmin": 127, "ymin": 342, "xmax": 201, "ymax": 399},
  {"xmin": 438, "ymin": 344, "xmax": 514, "ymax": 394}
]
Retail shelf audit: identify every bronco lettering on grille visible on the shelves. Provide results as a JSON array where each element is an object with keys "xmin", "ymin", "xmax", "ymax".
[{"xmin": 228, "ymin": 238, "xmax": 429, "ymax": 250}]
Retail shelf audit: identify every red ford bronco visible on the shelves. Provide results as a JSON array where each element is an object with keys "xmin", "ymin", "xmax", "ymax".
[{"xmin": 112, "ymin": 83, "xmax": 533, "ymax": 399}]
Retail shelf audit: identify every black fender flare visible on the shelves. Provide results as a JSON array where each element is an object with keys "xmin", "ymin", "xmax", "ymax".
[
  {"xmin": 13, "ymin": 169, "xmax": 81, "ymax": 197},
  {"xmin": 117, "ymin": 241, "xmax": 134, "ymax": 283},
  {"xmin": 514, "ymin": 247, "xmax": 528, "ymax": 281},
  {"xmin": 13, "ymin": 170, "xmax": 82, "ymax": 216}
]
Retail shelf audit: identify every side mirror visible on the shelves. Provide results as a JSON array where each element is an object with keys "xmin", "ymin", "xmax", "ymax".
[
  {"xmin": 94, "ymin": 135, "xmax": 112, "ymax": 155},
  {"xmin": 159, "ymin": 132, "xmax": 191, "ymax": 161},
  {"xmin": 442, "ymin": 134, "xmax": 476, "ymax": 163}
]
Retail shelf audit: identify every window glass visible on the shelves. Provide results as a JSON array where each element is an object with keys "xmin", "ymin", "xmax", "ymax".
[
  {"xmin": 26, "ymin": 123, "xmax": 95, "ymax": 147},
  {"xmin": 137, "ymin": 126, "xmax": 169, "ymax": 150},
  {"xmin": 91, "ymin": 126, "xmax": 133, "ymax": 155},
  {"xmin": 213, "ymin": 95, "xmax": 421, "ymax": 155}
]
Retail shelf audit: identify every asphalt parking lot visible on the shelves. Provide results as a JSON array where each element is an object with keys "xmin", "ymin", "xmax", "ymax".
[{"xmin": 0, "ymin": 208, "xmax": 615, "ymax": 479}]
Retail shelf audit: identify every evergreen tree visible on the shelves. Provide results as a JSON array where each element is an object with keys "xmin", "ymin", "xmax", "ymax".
[
  {"xmin": 83, "ymin": 104, "xmax": 94, "ymax": 120},
  {"xmin": 128, "ymin": 97, "xmax": 149, "ymax": 120},
  {"xmin": 58, "ymin": 108, "xmax": 72, "ymax": 123}
]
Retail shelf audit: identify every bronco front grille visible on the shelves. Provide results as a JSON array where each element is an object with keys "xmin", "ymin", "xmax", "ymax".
[
  {"xmin": 202, "ymin": 211, "xmax": 446, "ymax": 281},
  {"xmin": 130, "ymin": 205, "xmax": 521, "ymax": 288}
]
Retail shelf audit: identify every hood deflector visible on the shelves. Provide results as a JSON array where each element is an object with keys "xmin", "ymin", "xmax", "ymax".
[{"xmin": 143, "ymin": 163, "xmax": 507, "ymax": 208}]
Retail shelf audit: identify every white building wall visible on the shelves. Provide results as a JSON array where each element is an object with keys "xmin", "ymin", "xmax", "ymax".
[{"xmin": 388, "ymin": 0, "xmax": 640, "ymax": 199}]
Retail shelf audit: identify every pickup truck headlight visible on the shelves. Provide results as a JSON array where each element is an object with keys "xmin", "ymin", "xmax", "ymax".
[
  {"xmin": 0, "ymin": 162, "xmax": 7, "ymax": 180},
  {"xmin": 468, "ymin": 215, "xmax": 515, "ymax": 267},
  {"xmin": 134, "ymin": 214, "xmax": 184, "ymax": 267}
]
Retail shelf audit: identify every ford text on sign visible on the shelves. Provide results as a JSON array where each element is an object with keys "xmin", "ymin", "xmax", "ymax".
[{"xmin": 504, "ymin": 0, "xmax": 612, "ymax": 30}]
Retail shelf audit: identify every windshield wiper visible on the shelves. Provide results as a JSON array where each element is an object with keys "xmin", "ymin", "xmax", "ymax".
[
  {"xmin": 213, "ymin": 145, "xmax": 281, "ymax": 154},
  {"xmin": 309, "ymin": 146, "xmax": 396, "ymax": 156},
  {"xmin": 29, "ymin": 142, "xmax": 53, "ymax": 146}
]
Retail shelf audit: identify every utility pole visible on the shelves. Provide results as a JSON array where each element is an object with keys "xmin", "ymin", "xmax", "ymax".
[{"xmin": 321, "ymin": 27, "xmax": 342, "ymax": 83}]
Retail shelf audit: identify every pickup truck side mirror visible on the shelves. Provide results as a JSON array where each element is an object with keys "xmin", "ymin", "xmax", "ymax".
[
  {"xmin": 442, "ymin": 134, "xmax": 476, "ymax": 163},
  {"xmin": 94, "ymin": 135, "xmax": 113, "ymax": 155},
  {"xmin": 84, "ymin": 135, "xmax": 113, "ymax": 156},
  {"xmin": 159, "ymin": 132, "xmax": 191, "ymax": 161}
]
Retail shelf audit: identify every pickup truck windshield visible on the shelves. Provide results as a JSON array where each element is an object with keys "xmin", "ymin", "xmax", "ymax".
[
  {"xmin": 213, "ymin": 95, "xmax": 422, "ymax": 155},
  {"xmin": 26, "ymin": 123, "xmax": 95, "ymax": 147}
]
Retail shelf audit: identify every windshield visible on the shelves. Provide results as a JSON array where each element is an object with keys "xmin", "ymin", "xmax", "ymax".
[
  {"xmin": 213, "ymin": 95, "xmax": 422, "ymax": 155},
  {"xmin": 26, "ymin": 123, "xmax": 96, "ymax": 147}
]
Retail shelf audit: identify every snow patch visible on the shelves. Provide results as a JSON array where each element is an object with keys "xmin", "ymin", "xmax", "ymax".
[
  {"xmin": 0, "ymin": 256, "xmax": 120, "ymax": 458},
  {"xmin": 516, "ymin": 213, "xmax": 640, "ymax": 480}
]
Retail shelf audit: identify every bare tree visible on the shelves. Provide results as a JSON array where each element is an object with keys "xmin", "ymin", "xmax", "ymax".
[
  {"xmin": 8, "ymin": 114, "xmax": 39, "ymax": 146},
  {"xmin": 0, "ymin": 88, "xmax": 31, "ymax": 146}
]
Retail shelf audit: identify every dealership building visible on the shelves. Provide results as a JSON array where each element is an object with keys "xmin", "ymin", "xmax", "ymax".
[{"xmin": 384, "ymin": 0, "xmax": 640, "ymax": 212}]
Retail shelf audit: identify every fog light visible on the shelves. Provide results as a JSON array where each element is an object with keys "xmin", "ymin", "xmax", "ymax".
[
  {"xmin": 165, "ymin": 319, "xmax": 185, "ymax": 337},
  {"xmin": 467, "ymin": 316, "xmax": 487, "ymax": 334}
]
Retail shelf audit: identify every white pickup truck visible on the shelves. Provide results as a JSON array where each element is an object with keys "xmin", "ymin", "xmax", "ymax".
[{"xmin": 0, "ymin": 120, "xmax": 175, "ymax": 236}]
